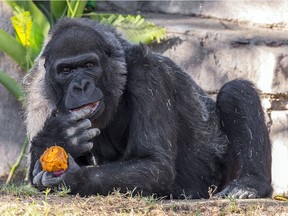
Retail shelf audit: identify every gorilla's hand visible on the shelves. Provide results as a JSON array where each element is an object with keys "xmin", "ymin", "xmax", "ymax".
[
  {"xmin": 34, "ymin": 108, "xmax": 100, "ymax": 159},
  {"xmin": 33, "ymin": 154, "xmax": 81, "ymax": 190},
  {"xmin": 59, "ymin": 108, "xmax": 100, "ymax": 157}
]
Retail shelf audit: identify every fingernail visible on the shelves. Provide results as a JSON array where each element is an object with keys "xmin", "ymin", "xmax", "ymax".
[
  {"xmin": 95, "ymin": 128, "xmax": 101, "ymax": 135},
  {"xmin": 91, "ymin": 128, "xmax": 99, "ymax": 137},
  {"xmin": 88, "ymin": 142, "xmax": 93, "ymax": 150}
]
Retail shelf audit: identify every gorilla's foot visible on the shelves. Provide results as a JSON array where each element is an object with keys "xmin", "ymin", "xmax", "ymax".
[
  {"xmin": 214, "ymin": 177, "xmax": 272, "ymax": 199},
  {"xmin": 214, "ymin": 184, "xmax": 258, "ymax": 199}
]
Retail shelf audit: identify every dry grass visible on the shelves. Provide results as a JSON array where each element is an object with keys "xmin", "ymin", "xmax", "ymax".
[{"xmin": 1, "ymin": 184, "xmax": 288, "ymax": 216}]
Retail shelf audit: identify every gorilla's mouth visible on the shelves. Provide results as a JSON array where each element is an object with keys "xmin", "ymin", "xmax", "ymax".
[{"xmin": 70, "ymin": 101, "xmax": 100, "ymax": 112}]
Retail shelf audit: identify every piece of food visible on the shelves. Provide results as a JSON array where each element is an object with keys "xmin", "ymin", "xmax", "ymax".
[{"xmin": 40, "ymin": 146, "xmax": 68, "ymax": 172}]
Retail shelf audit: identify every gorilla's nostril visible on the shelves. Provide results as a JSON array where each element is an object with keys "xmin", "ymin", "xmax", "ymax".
[
  {"xmin": 83, "ymin": 81, "xmax": 90, "ymax": 91},
  {"xmin": 72, "ymin": 83, "xmax": 83, "ymax": 92},
  {"xmin": 73, "ymin": 80, "xmax": 91, "ymax": 92}
]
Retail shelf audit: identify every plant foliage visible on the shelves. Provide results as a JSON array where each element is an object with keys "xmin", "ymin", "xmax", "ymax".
[
  {"xmin": 0, "ymin": 71, "xmax": 24, "ymax": 100},
  {"xmin": 0, "ymin": 28, "xmax": 27, "ymax": 70},
  {"xmin": 91, "ymin": 13, "xmax": 166, "ymax": 43}
]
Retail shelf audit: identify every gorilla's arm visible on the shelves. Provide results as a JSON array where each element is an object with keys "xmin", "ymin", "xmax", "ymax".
[
  {"xmin": 32, "ymin": 106, "xmax": 176, "ymax": 195},
  {"xmin": 34, "ymin": 155, "xmax": 173, "ymax": 196}
]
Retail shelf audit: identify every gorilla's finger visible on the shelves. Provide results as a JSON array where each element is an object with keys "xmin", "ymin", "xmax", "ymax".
[
  {"xmin": 248, "ymin": 193, "xmax": 257, "ymax": 199},
  {"xmin": 65, "ymin": 119, "xmax": 92, "ymax": 136},
  {"xmin": 231, "ymin": 188, "xmax": 245, "ymax": 198},
  {"xmin": 70, "ymin": 108, "xmax": 93, "ymax": 121},
  {"xmin": 33, "ymin": 171, "xmax": 44, "ymax": 187},
  {"xmin": 234, "ymin": 188, "xmax": 257, "ymax": 199},
  {"xmin": 214, "ymin": 185, "xmax": 231, "ymax": 198},
  {"xmin": 32, "ymin": 160, "xmax": 42, "ymax": 177},
  {"xmin": 78, "ymin": 128, "xmax": 100, "ymax": 143},
  {"xmin": 67, "ymin": 154, "xmax": 80, "ymax": 172},
  {"xmin": 238, "ymin": 190, "xmax": 250, "ymax": 199},
  {"xmin": 78, "ymin": 142, "xmax": 93, "ymax": 154},
  {"xmin": 76, "ymin": 119, "xmax": 92, "ymax": 130},
  {"xmin": 69, "ymin": 128, "xmax": 98, "ymax": 146},
  {"xmin": 42, "ymin": 172, "xmax": 62, "ymax": 187}
]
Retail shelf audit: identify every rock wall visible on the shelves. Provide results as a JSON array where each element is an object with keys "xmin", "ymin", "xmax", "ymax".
[
  {"xmin": 0, "ymin": 2, "xmax": 27, "ymax": 179},
  {"xmin": 96, "ymin": 1, "xmax": 288, "ymax": 29},
  {"xmin": 149, "ymin": 15, "xmax": 288, "ymax": 93}
]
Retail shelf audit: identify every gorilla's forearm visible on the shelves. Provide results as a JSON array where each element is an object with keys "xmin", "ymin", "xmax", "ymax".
[{"xmin": 66, "ymin": 159, "xmax": 174, "ymax": 196}]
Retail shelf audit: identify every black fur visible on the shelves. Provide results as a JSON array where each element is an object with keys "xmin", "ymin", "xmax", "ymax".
[{"xmin": 27, "ymin": 18, "xmax": 272, "ymax": 198}]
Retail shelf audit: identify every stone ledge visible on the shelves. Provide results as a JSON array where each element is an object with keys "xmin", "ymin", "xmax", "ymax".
[
  {"xmin": 97, "ymin": 1, "xmax": 288, "ymax": 29},
  {"xmin": 146, "ymin": 13, "xmax": 288, "ymax": 94}
]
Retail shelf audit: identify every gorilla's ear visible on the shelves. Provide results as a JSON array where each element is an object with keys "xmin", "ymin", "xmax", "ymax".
[{"xmin": 23, "ymin": 38, "xmax": 55, "ymax": 140}]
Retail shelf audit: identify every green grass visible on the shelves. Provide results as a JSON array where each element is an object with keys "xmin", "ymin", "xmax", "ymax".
[
  {"xmin": 0, "ymin": 183, "xmax": 38, "ymax": 196},
  {"xmin": 1, "ymin": 184, "xmax": 288, "ymax": 215}
]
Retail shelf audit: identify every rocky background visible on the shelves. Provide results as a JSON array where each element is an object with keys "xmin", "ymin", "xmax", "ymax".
[
  {"xmin": 0, "ymin": 2, "xmax": 27, "ymax": 181},
  {"xmin": 0, "ymin": 1, "xmax": 287, "ymax": 195}
]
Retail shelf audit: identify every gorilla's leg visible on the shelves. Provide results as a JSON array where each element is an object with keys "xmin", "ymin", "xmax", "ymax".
[{"xmin": 216, "ymin": 79, "xmax": 272, "ymax": 198}]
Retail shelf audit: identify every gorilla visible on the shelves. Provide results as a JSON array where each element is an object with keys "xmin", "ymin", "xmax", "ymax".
[{"xmin": 24, "ymin": 18, "xmax": 272, "ymax": 199}]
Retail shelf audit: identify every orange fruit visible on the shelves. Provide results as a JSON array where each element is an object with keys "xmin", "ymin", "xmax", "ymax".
[{"xmin": 40, "ymin": 146, "xmax": 68, "ymax": 172}]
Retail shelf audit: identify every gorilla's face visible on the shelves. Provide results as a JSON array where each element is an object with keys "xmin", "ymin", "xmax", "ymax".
[
  {"xmin": 42, "ymin": 23, "xmax": 127, "ymax": 127},
  {"xmin": 53, "ymin": 52, "xmax": 105, "ymax": 120}
]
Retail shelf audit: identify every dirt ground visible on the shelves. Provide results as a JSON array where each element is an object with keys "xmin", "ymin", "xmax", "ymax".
[
  {"xmin": 1, "ymin": 188, "xmax": 288, "ymax": 216},
  {"xmin": 1, "ymin": 177, "xmax": 288, "ymax": 215}
]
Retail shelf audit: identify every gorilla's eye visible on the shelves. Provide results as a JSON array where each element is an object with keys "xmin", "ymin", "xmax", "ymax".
[
  {"xmin": 84, "ymin": 63, "xmax": 94, "ymax": 68},
  {"xmin": 62, "ymin": 67, "xmax": 71, "ymax": 73}
]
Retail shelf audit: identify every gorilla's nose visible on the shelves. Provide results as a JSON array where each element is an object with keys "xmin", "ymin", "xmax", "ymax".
[
  {"xmin": 72, "ymin": 79, "xmax": 92, "ymax": 93},
  {"xmin": 65, "ymin": 77, "xmax": 100, "ymax": 110}
]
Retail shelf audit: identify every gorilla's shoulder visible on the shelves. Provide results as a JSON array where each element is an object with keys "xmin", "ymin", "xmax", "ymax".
[
  {"xmin": 125, "ymin": 43, "xmax": 183, "ymax": 77},
  {"xmin": 125, "ymin": 44, "xmax": 150, "ymax": 63}
]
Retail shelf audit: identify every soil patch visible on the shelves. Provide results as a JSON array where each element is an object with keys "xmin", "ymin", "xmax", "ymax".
[{"xmin": 1, "ymin": 189, "xmax": 288, "ymax": 215}]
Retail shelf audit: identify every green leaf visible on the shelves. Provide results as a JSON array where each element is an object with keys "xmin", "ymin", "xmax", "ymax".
[
  {"xmin": 29, "ymin": 20, "xmax": 44, "ymax": 59},
  {"xmin": 50, "ymin": 1, "xmax": 67, "ymax": 21},
  {"xmin": 9, "ymin": 0, "xmax": 50, "ymax": 37},
  {"xmin": 0, "ymin": 71, "xmax": 24, "ymax": 100},
  {"xmin": 10, "ymin": 10, "xmax": 40, "ymax": 67},
  {"xmin": 0, "ymin": 29, "xmax": 28, "ymax": 70},
  {"xmin": 10, "ymin": 10, "xmax": 38, "ymax": 69},
  {"xmin": 117, "ymin": 15, "xmax": 166, "ymax": 43},
  {"xmin": 5, "ymin": 1, "xmax": 47, "ymax": 68},
  {"xmin": 66, "ymin": 0, "xmax": 87, "ymax": 18},
  {"xmin": 112, "ymin": 15, "xmax": 125, "ymax": 27},
  {"xmin": 11, "ymin": 11, "xmax": 32, "ymax": 47},
  {"xmin": 6, "ymin": 137, "xmax": 29, "ymax": 184},
  {"xmin": 88, "ymin": 13, "xmax": 166, "ymax": 44},
  {"xmin": 86, "ymin": 0, "xmax": 96, "ymax": 9}
]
